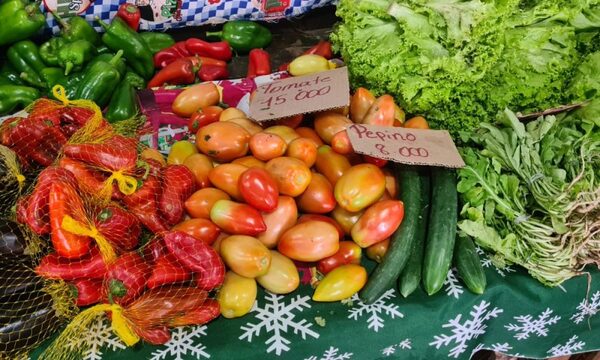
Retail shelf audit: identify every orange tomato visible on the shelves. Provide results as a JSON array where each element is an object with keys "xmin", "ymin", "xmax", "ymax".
[
  {"xmin": 297, "ymin": 214, "xmax": 344, "ymax": 240},
  {"xmin": 219, "ymin": 107, "xmax": 247, "ymax": 122},
  {"xmin": 265, "ymin": 157, "xmax": 312, "ymax": 197},
  {"xmin": 315, "ymin": 145, "xmax": 351, "ymax": 185},
  {"xmin": 276, "ymin": 114, "xmax": 303, "ymax": 128},
  {"xmin": 296, "ymin": 172, "xmax": 336, "ymax": 214},
  {"xmin": 334, "ymin": 164, "xmax": 386, "ymax": 212},
  {"xmin": 172, "ymin": 82, "xmax": 220, "ymax": 117},
  {"xmin": 184, "ymin": 187, "xmax": 230, "ymax": 219},
  {"xmin": 362, "ymin": 95, "xmax": 395, "ymax": 127},
  {"xmin": 278, "ymin": 220, "xmax": 339, "ymax": 262},
  {"xmin": 286, "ymin": 137, "xmax": 318, "ymax": 168},
  {"xmin": 295, "ymin": 127, "xmax": 324, "ymax": 146},
  {"xmin": 140, "ymin": 148, "xmax": 166, "ymax": 166},
  {"xmin": 365, "ymin": 238, "xmax": 389, "ymax": 263},
  {"xmin": 404, "ymin": 116, "xmax": 429, "ymax": 129},
  {"xmin": 350, "ymin": 87, "xmax": 376, "ymax": 123},
  {"xmin": 223, "ymin": 117, "xmax": 263, "ymax": 135},
  {"xmin": 256, "ymin": 250, "xmax": 300, "ymax": 294},
  {"xmin": 312, "ymin": 264, "xmax": 367, "ymax": 302},
  {"xmin": 257, "ymin": 196, "xmax": 298, "ymax": 248},
  {"xmin": 331, "ymin": 205, "xmax": 364, "ymax": 235},
  {"xmin": 263, "ymin": 125, "xmax": 300, "ymax": 145},
  {"xmin": 249, "ymin": 132, "xmax": 287, "ymax": 161},
  {"xmin": 314, "ymin": 111, "xmax": 352, "ymax": 144},
  {"xmin": 173, "ymin": 218, "xmax": 221, "ymax": 245},
  {"xmin": 196, "ymin": 122, "xmax": 250, "ymax": 162},
  {"xmin": 330, "ymin": 130, "xmax": 353, "ymax": 155},
  {"xmin": 208, "ymin": 163, "xmax": 248, "ymax": 200},
  {"xmin": 232, "ymin": 156, "xmax": 266, "ymax": 169},
  {"xmin": 382, "ymin": 167, "xmax": 398, "ymax": 198},
  {"xmin": 183, "ymin": 153, "xmax": 214, "ymax": 189},
  {"xmin": 351, "ymin": 200, "xmax": 405, "ymax": 248},
  {"xmin": 220, "ymin": 235, "xmax": 272, "ymax": 278}
]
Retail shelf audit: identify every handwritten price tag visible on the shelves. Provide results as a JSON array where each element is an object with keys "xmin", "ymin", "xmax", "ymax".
[
  {"xmin": 249, "ymin": 67, "xmax": 350, "ymax": 122},
  {"xmin": 347, "ymin": 124, "xmax": 465, "ymax": 168}
]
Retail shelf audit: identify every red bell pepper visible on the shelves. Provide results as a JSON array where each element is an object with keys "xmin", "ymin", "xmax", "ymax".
[
  {"xmin": 36, "ymin": 247, "xmax": 108, "ymax": 280},
  {"xmin": 197, "ymin": 64, "xmax": 229, "ymax": 82},
  {"xmin": 104, "ymin": 252, "xmax": 151, "ymax": 306},
  {"xmin": 169, "ymin": 298, "xmax": 220, "ymax": 327},
  {"xmin": 304, "ymin": 40, "xmax": 333, "ymax": 59},
  {"xmin": 153, "ymin": 41, "xmax": 191, "ymax": 68},
  {"xmin": 61, "ymin": 106, "xmax": 96, "ymax": 127},
  {"xmin": 163, "ymin": 231, "xmax": 225, "ymax": 291},
  {"xmin": 147, "ymin": 58, "xmax": 197, "ymax": 89},
  {"xmin": 158, "ymin": 165, "xmax": 196, "ymax": 225},
  {"xmin": 70, "ymin": 278, "xmax": 104, "ymax": 307},
  {"xmin": 184, "ymin": 38, "xmax": 232, "ymax": 61},
  {"xmin": 247, "ymin": 49, "xmax": 271, "ymax": 79},
  {"xmin": 9, "ymin": 117, "xmax": 67, "ymax": 167},
  {"xmin": 185, "ymin": 56, "xmax": 227, "ymax": 69},
  {"xmin": 123, "ymin": 175, "xmax": 169, "ymax": 233},
  {"xmin": 49, "ymin": 182, "xmax": 92, "ymax": 259},
  {"xmin": 94, "ymin": 205, "xmax": 141, "ymax": 250},
  {"xmin": 146, "ymin": 253, "xmax": 192, "ymax": 289},
  {"xmin": 28, "ymin": 98, "xmax": 63, "ymax": 126},
  {"xmin": 63, "ymin": 135, "xmax": 138, "ymax": 172},
  {"xmin": 116, "ymin": 3, "xmax": 141, "ymax": 31}
]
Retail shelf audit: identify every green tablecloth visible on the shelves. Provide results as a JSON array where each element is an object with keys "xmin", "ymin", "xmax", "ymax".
[{"xmin": 31, "ymin": 252, "xmax": 600, "ymax": 360}]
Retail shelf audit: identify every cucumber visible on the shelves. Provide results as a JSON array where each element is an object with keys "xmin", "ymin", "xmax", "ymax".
[
  {"xmin": 455, "ymin": 235, "xmax": 487, "ymax": 294},
  {"xmin": 422, "ymin": 167, "xmax": 458, "ymax": 296},
  {"xmin": 398, "ymin": 172, "xmax": 430, "ymax": 298},
  {"xmin": 359, "ymin": 165, "xmax": 428, "ymax": 304}
]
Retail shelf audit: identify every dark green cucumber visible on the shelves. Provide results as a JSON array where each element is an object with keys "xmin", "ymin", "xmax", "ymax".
[
  {"xmin": 422, "ymin": 167, "xmax": 458, "ymax": 296},
  {"xmin": 455, "ymin": 235, "xmax": 486, "ymax": 294},
  {"xmin": 398, "ymin": 171, "xmax": 430, "ymax": 297},
  {"xmin": 359, "ymin": 165, "xmax": 428, "ymax": 304}
]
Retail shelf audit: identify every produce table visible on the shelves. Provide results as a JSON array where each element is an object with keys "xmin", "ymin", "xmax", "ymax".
[{"xmin": 30, "ymin": 261, "xmax": 600, "ymax": 360}]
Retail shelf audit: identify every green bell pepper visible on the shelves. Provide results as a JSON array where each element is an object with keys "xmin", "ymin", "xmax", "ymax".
[
  {"xmin": 87, "ymin": 53, "xmax": 127, "ymax": 78},
  {"xmin": 0, "ymin": 63, "xmax": 25, "ymax": 86},
  {"xmin": 52, "ymin": 11, "xmax": 100, "ymax": 44},
  {"xmin": 106, "ymin": 79, "xmax": 138, "ymax": 123},
  {"xmin": 40, "ymin": 67, "xmax": 68, "ymax": 90},
  {"xmin": 97, "ymin": 45, "xmax": 111, "ymax": 55},
  {"xmin": 7, "ymin": 40, "xmax": 47, "ymax": 88},
  {"xmin": 0, "ymin": 0, "xmax": 46, "ymax": 47},
  {"xmin": 206, "ymin": 20, "xmax": 272, "ymax": 53},
  {"xmin": 75, "ymin": 50, "xmax": 124, "ymax": 107},
  {"xmin": 40, "ymin": 38, "xmax": 67, "ymax": 67},
  {"xmin": 139, "ymin": 32, "xmax": 175, "ymax": 54},
  {"xmin": 63, "ymin": 72, "xmax": 85, "ymax": 100},
  {"xmin": 58, "ymin": 39, "xmax": 96, "ymax": 75},
  {"xmin": 0, "ymin": 85, "xmax": 40, "ymax": 115},
  {"xmin": 97, "ymin": 17, "xmax": 154, "ymax": 80}
]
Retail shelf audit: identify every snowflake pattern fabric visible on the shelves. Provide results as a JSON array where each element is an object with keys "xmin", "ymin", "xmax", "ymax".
[
  {"xmin": 347, "ymin": 289, "xmax": 404, "ymax": 332},
  {"xmin": 150, "ymin": 326, "xmax": 210, "ymax": 360},
  {"xmin": 571, "ymin": 291, "xmax": 600, "ymax": 324},
  {"xmin": 444, "ymin": 268, "xmax": 464, "ymax": 299},
  {"xmin": 68, "ymin": 318, "xmax": 126, "ymax": 360},
  {"xmin": 504, "ymin": 308, "xmax": 561, "ymax": 340},
  {"xmin": 380, "ymin": 339, "xmax": 412, "ymax": 357},
  {"xmin": 547, "ymin": 335, "xmax": 586, "ymax": 356},
  {"xmin": 304, "ymin": 346, "xmax": 353, "ymax": 360}
]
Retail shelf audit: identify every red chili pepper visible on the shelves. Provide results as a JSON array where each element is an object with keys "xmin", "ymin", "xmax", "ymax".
[
  {"xmin": 247, "ymin": 49, "xmax": 271, "ymax": 79},
  {"xmin": 304, "ymin": 40, "xmax": 333, "ymax": 59},
  {"xmin": 36, "ymin": 247, "xmax": 107, "ymax": 280},
  {"xmin": 94, "ymin": 205, "xmax": 141, "ymax": 250},
  {"xmin": 70, "ymin": 278, "xmax": 103, "ymax": 307},
  {"xmin": 116, "ymin": 3, "xmax": 141, "ymax": 31},
  {"xmin": 135, "ymin": 326, "xmax": 171, "ymax": 345},
  {"xmin": 123, "ymin": 175, "xmax": 169, "ymax": 233},
  {"xmin": 147, "ymin": 58, "xmax": 197, "ymax": 89},
  {"xmin": 163, "ymin": 231, "xmax": 225, "ymax": 290},
  {"xmin": 184, "ymin": 38, "xmax": 232, "ymax": 61},
  {"xmin": 61, "ymin": 106, "xmax": 96, "ymax": 126},
  {"xmin": 147, "ymin": 253, "xmax": 192, "ymax": 289},
  {"xmin": 362, "ymin": 155, "xmax": 388, "ymax": 168},
  {"xmin": 63, "ymin": 135, "xmax": 138, "ymax": 172},
  {"xmin": 153, "ymin": 41, "xmax": 191, "ymax": 68},
  {"xmin": 49, "ymin": 181, "xmax": 92, "ymax": 259},
  {"xmin": 158, "ymin": 165, "xmax": 196, "ymax": 225},
  {"xmin": 169, "ymin": 298, "xmax": 220, "ymax": 327},
  {"xmin": 185, "ymin": 56, "xmax": 227, "ymax": 69},
  {"xmin": 187, "ymin": 105, "xmax": 223, "ymax": 133},
  {"xmin": 104, "ymin": 252, "xmax": 150, "ymax": 306},
  {"xmin": 197, "ymin": 64, "xmax": 229, "ymax": 82}
]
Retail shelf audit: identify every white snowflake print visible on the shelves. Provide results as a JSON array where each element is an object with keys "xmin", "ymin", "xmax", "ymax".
[
  {"xmin": 505, "ymin": 308, "xmax": 561, "ymax": 340},
  {"xmin": 304, "ymin": 346, "xmax": 353, "ymax": 360},
  {"xmin": 489, "ymin": 343, "xmax": 513, "ymax": 353},
  {"xmin": 347, "ymin": 289, "xmax": 404, "ymax": 332},
  {"xmin": 397, "ymin": 338, "xmax": 412, "ymax": 349},
  {"xmin": 444, "ymin": 268, "xmax": 464, "ymax": 299},
  {"xmin": 471, "ymin": 343, "xmax": 485, "ymax": 355},
  {"xmin": 570, "ymin": 291, "xmax": 600, "ymax": 324},
  {"xmin": 380, "ymin": 339, "xmax": 412, "ymax": 357},
  {"xmin": 476, "ymin": 246, "xmax": 515, "ymax": 277},
  {"xmin": 150, "ymin": 326, "xmax": 210, "ymax": 360},
  {"xmin": 547, "ymin": 335, "xmax": 586, "ymax": 356},
  {"xmin": 381, "ymin": 346, "xmax": 396, "ymax": 357},
  {"xmin": 69, "ymin": 318, "xmax": 126, "ymax": 360},
  {"xmin": 239, "ymin": 293, "xmax": 319, "ymax": 356},
  {"xmin": 430, "ymin": 300, "xmax": 503, "ymax": 358}
]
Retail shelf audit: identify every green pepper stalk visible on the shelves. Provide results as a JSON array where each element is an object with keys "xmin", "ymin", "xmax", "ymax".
[
  {"xmin": 51, "ymin": 11, "xmax": 100, "ymax": 44},
  {"xmin": 75, "ymin": 50, "xmax": 124, "ymax": 108},
  {"xmin": 7, "ymin": 40, "xmax": 47, "ymax": 88},
  {"xmin": 86, "ymin": 53, "xmax": 127, "ymax": 78},
  {"xmin": 0, "ymin": 0, "xmax": 46, "ymax": 47},
  {"xmin": 40, "ymin": 38, "xmax": 67, "ymax": 67},
  {"xmin": 57, "ymin": 39, "xmax": 96, "ymax": 75},
  {"xmin": 0, "ymin": 85, "xmax": 40, "ymax": 115},
  {"xmin": 206, "ymin": 20, "xmax": 272, "ymax": 53}
]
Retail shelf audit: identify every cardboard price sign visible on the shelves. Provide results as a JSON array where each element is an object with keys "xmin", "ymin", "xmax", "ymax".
[
  {"xmin": 249, "ymin": 67, "xmax": 350, "ymax": 122},
  {"xmin": 347, "ymin": 124, "xmax": 465, "ymax": 168}
]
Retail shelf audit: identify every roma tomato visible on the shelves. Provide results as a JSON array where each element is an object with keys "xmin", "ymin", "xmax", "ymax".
[
  {"xmin": 312, "ymin": 264, "xmax": 367, "ymax": 302},
  {"xmin": 188, "ymin": 105, "xmax": 223, "ymax": 133},
  {"xmin": 173, "ymin": 218, "xmax": 221, "ymax": 245},
  {"xmin": 249, "ymin": 132, "xmax": 287, "ymax": 161},
  {"xmin": 172, "ymin": 82, "xmax": 220, "ymax": 117},
  {"xmin": 334, "ymin": 164, "xmax": 386, "ymax": 212},
  {"xmin": 366, "ymin": 238, "xmax": 389, "ymax": 263},
  {"xmin": 141, "ymin": 148, "xmax": 166, "ymax": 167},
  {"xmin": 232, "ymin": 156, "xmax": 265, "ymax": 169},
  {"xmin": 265, "ymin": 157, "xmax": 312, "ymax": 197},
  {"xmin": 362, "ymin": 155, "xmax": 388, "ymax": 168},
  {"xmin": 382, "ymin": 167, "xmax": 398, "ymax": 198},
  {"xmin": 315, "ymin": 145, "xmax": 351, "ymax": 185},
  {"xmin": 404, "ymin": 116, "xmax": 429, "ymax": 129},
  {"xmin": 278, "ymin": 220, "xmax": 339, "ymax": 262},
  {"xmin": 217, "ymin": 271, "xmax": 257, "ymax": 318},
  {"xmin": 295, "ymin": 127, "xmax": 324, "ymax": 146},
  {"xmin": 196, "ymin": 122, "xmax": 250, "ymax": 162},
  {"xmin": 351, "ymin": 200, "xmax": 404, "ymax": 248},
  {"xmin": 210, "ymin": 200, "xmax": 266, "ymax": 236},
  {"xmin": 208, "ymin": 163, "xmax": 248, "ymax": 200},
  {"xmin": 220, "ymin": 235, "xmax": 272, "ymax": 278},
  {"xmin": 257, "ymin": 196, "xmax": 297, "ymax": 248},
  {"xmin": 286, "ymin": 137, "xmax": 318, "ymax": 168},
  {"xmin": 362, "ymin": 95, "xmax": 395, "ymax": 127},
  {"xmin": 330, "ymin": 130, "xmax": 353, "ymax": 155},
  {"xmin": 223, "ymin": 117, "xmax": 263, "ymax": 135},
  {"xmin": 256, "ymin": 251, "xmax": 299, "ymax": 294},
  {"xmin": 314, "ymin": 112, "xmax": 352, "ymax": 144},
  {"xmin": 350, "ymin": 87, "xmax": 376, "ymax": 123},
  {"xmin": 185, "ymin": 187, "xmax": 230, "ymax": 219},
  {"xmin": 239, "ymin": 168, "xmax": 279, "ymax": 212},
  {"xmin": 167, "ymin": 140, "xmax": 198, "ymax": 165},
  {"xmin": 297, "ymin": 214, "xmax": 344, "ymax": 240},
  {"xmin": 183, "ymin": 153, "xmax": 214, "ymax": 189},
  {"xmin": 331, "ymin": 205, "xmax": 364, "ymax": 235},
  {"xmin": 316, "ymin": 241, "xmax": 362, "ymax": 275},
  {"xmin": 296, "ymin": 173, "xmax": 336, "ymax": 214},
  {"xmin": 263, "ymin": 126, "xmax": 299, "ymax": 145},
  {"xmin": 276, "ymin": 114, "xmax": 303, "ymax": 128},
  {"xmin": 219, "ymin": 107, "xmax": 247, "ymax": 122}
]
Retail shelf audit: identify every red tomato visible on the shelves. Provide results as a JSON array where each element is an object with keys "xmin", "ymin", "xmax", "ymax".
[
  {"xmin": 238, "ymin": 168, "xmax": 279, "ymax": 212},
  {"xmin": 185, "ymin": 188, "xmax": 230, "ymax": 219},
  {"xmin": 362, "ymin": 155, "xmax": 388, "ymax": 168},
  {"xmin": 297, "ymin": 214, "xmax": 344, "ymax": 240},
  {"xmin": 210, "ymin": 200, "xmax": 266, "ymax": 236},
  {"xmin": 296, "ymin": 173, "xmax": 336, "ymax": 214},
  {"xmin": 257, "ymin": 196, "xmax": 298, "ymax": 249},
  {"xmin": 173, "ymin": 218, "xmax": 221, "ymax": 245},
  {"xmin": 365, "ymin": 238, "xmax": 389, "ymax": 263},
  {"xmin": 351, "ymin": 200, "xmax": 404, "ymax": 248},
  {"xmin": 278, "ymin": 220, "xmax": 339, "ymax": 262},
  {"xmin": 276, "ymin": 114, "xmax": 303, "ymax": 128},
  {"xmin": 188, "ymin": 106, "xmax": 224, "ymax": 133},
  {"xmin": 316, "ymin": 241, "xmax": 362, "ymax": 274}
]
